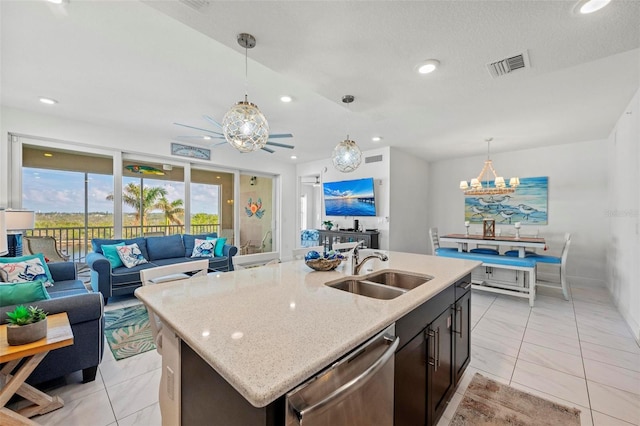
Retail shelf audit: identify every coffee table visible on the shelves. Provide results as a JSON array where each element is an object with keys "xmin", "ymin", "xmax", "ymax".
[{"xmin": 0, "ymin": 312, "xmax": 74, "ymax": 425}]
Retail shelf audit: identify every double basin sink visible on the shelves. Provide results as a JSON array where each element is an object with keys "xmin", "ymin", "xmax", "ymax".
[{"xmin": 326, "ymin": 269, "xmax": 433, "ymax": 300}]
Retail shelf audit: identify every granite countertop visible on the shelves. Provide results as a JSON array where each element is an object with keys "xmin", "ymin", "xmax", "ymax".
[{"xmin": 134, "ymin": 251, "xmax": 479, "ymax": 408}]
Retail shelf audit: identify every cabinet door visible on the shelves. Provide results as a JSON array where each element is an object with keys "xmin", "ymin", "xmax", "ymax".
[
  {"xmin": 394, "ymin": 331, "xmax": 426, "ymax": 426},
  {"xmin": 453, "ymin": 291, "xmax": 471, "ymax": 384},
  {"xmin": 427, "ymin": 308, "xmax": 453, "ymax": 425}
]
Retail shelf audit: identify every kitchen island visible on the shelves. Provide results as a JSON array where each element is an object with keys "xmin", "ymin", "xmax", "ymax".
[{"xmin": 134, "ymin": 251, "xmax": 479, "ymax": 425}]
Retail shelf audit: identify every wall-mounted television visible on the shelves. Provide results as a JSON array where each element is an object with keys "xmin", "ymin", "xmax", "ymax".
[{"xmin": 323, "ymin": 177, "xmax": 377, "ymax": 217}]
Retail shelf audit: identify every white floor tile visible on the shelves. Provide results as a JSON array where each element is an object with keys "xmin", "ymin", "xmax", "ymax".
[
  {"xmin": 592, "ymin": 410, "xmax": 638, "ymax": 426},
  {"xmin": 99, "ymin": 348, "xmax": 162, "ymax": 389},
  {"xmin": 512, "ymin": 359, "xmax": 590, "ymax": 407},
  {"xmin": 471, "ymin": 327, "xmax": 523, "ymax": 358},
  {"xmin": 469, "ymin": 345, "xmax": 517, "ymax": 380},
  {"xmin": 45, "ymin": 369, "xmax": 106, "ymax": 403},
  {"xmin": 34, "ymin": 388, "xmax": 116, "ymax": 426},
  {"xmin": 581, "ymin": 341, "xmax": 640, "ymax": 372},
  {"xmin": 117, "ymin": 402, "xmax": 162, "ymax": 426},
  {"xmin": 579, "ymin": 327, "xmax": 640, "ymax": 354},
  {"xmin": 522, "ymin": 327, "xmax": 582, "ymax": 356},
  {"xmin": 583, "ymin": 358, "xmax": 640, "ymax": 396},
  {"xmin": 107, "ymin": 368, "xmax": 161, "ymax": 420},
  {"xmin": 588, "ymin": 381, "xmax": 640, "ymax": 425},
  {"xmin": 473, "ymin": 316, "xmax": 526, "ymax": 341},
  {"xmin": 482, "ymin": 305, "xmax": 530, "ymax": 328},
  {"xmin": 526, "ymin": 314, "xmax": 579, "ymax": 340},
  {"xmin": 518, "ymin": 341, "xmax": 585, "ymax": 378},
  {"xmin": 577, "ymin": 314, "xmax": 637, "ymax": 340}
]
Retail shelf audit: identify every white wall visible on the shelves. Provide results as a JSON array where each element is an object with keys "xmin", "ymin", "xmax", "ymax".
[
  {"xmin": 427, "ymin": 140, "xmax": 609, "ymax": 283},
  {"xmin": 389, "ymin": 147, "xmax": 429, "ymax": 254},
  {"xmin": 0, "ymin": 106, "xmax": 298, "ymax": 258},
  {"xmin": 607, "ymin": 88, "xmax": 640, "ymax": 342},
  {"xmin": 297, "ymin": 147, "xmax": 391, "ymax": 250}
]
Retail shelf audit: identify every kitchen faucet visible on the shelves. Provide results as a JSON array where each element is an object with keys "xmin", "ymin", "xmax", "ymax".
[{"xmin": 352, "ymin": 242, "xmax": 389, "ymax": 275}]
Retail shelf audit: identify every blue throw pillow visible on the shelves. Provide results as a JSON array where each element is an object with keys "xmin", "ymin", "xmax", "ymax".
[
  {"xmin": 101, "ymin": 242, "xmax": 125, "ymax": 268},
  {"xmin": 208, "ymin": 237, "xmax": 227, "ymax": 257},
  {"xmin": 0, "ymin": 253, "xmax": 54, "ymax": 287},
  {"xmin": 0, "ymin": 280, "xmax": 51, "ymax": 307}
]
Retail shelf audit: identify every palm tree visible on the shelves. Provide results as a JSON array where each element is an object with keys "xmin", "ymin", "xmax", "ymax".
[
  {"xmin": 107, "ymin": 183, "xmax": 167, "ymax": 225},
  {"xmin": 154, "ymin": 196, "xmax": 184, "ymax": 226}
]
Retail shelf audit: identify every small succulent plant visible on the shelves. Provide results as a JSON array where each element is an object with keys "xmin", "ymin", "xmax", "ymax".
[
  {"xmin": 6, "ymin": 305, "xmax": 48, "ymax": 326},
  {"xmin": 323, "ymin": 220, "xmax": 334, "ymax": 230}
]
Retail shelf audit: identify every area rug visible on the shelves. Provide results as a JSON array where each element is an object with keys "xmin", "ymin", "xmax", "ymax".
[
  {"xmin": 450, "ymin": 373, "xmax": 581, "ymax": 426},
  {"xmin": 104, "ymin": 305, "xmax": 156, "ymax": 360}
]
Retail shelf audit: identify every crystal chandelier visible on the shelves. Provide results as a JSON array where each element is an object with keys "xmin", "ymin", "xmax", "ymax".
[
  {"xmin": 459, "ymin": 138, "xmax": 519, "ymax": 196},
  {"xmin": 222, "ymin": 33, "xmax": 269, "ymax": 153},
  {"xmin": 332, "ymin": 95, "xmax": 362, "ymax": 173}
]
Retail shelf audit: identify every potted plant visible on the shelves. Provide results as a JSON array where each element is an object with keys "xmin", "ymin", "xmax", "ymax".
[
  {"xmin": 6, "ymin": 305, "xmax": 48, "ymax": 346},
  {"xmin": 323, "ymin": 220, "xmax": 334, "ymax": 230}
]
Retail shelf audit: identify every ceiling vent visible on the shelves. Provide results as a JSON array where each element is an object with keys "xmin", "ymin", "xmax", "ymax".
[
  {"xmin": 365, "ymin": 155, "xmax": 383, "ymax": 164},
  {"xmin": 486, "ymin": 50, "xmax": 530, "ymax": 78},
  {"xmin": 178, "ymin": 0, "xmax": 211, "ymax": 12}
]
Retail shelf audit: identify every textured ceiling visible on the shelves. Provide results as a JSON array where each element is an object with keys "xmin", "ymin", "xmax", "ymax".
[{"xmin": 2, "ymin": 0, "xmax": 639, "ymax": 163}]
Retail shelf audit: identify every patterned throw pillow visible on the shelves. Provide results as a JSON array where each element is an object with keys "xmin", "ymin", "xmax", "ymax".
[
  {"xmin": 116, "ymin": 243, "xmax": 148, "ymax": 268},
  {"xmin": 206, "ymin": 236, "xmax": 227, "ymax": 257},
  {"xmin": 0, "ymin": 254, "xmax": 54, "ymax": 287},
  {"xmin": 191, "ymin": 238, "xmax": 216, "ymax": 258}
]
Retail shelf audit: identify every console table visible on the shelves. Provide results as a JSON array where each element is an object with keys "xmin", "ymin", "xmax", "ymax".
[
  {"xmin": 0, "ymin": 313, "xmax": 74, "ymax": 425},
  {"xmin": 318, "ymin": 229, "xmax": 379, "ymax": 251}
]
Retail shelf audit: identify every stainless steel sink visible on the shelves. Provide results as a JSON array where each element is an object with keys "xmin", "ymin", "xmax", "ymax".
[
  {"xmin": 364, "ymin": 270, "xmax": 433, "ymax": 290},
  {"xmin": 325, "ymin": 270, "xmax": 433, "ymax": 300}
]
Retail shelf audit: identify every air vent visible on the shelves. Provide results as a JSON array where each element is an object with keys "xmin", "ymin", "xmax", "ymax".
[
  {"xmin": 486, "ymin": 50, "xmax": 530, "ymax": 78},
  {"xmin": 179, "ymin": 0, "xmax": 211, "ymax": 12},
  {"xmin": 365, "ymin": 155, "xmax": 383, "ymax": 164}
]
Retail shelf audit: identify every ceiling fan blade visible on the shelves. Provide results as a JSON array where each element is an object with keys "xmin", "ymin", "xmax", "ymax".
[
  {"xmin": 266, "ymin": 141, "xmax": 295, "ymax": 149},
  {"xmin": 203, "ymin": 115, "xmax": 223, "ymax": 129},
  {"xmin": 176, "ymin": 135, "xmax": 225, "ymax": 140},
  {"xmin": 174, "ymin": 122, "xmax": 224, "ymax": 136},
  {"xmin": 268, "ymin": 133, "xmax": 293, "ymax": 138},
  {"xmin": 261, "ymin": 146, "xmax": 275, "ymax": 154},
  {"xmin": 211, "ymin": 141, "xmax": 227, "ymax": 147}
]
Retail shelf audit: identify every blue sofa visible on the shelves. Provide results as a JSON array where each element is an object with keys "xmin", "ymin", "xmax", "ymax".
[
  {"xmin": 86, "ymin": 233, "xmax": 238, "ymax": 304},
  {"xmin": 0, "ymin": 262, "xmax": 105, "ymax": 384}
]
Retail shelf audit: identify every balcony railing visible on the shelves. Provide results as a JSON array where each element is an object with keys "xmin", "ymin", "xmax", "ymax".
[{"xmin": 26, "ymin": 224, "xmax": 220, "ymax": 263}]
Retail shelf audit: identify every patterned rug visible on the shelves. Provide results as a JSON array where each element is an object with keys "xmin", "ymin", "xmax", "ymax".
[
  {"xmin": 451, "ymin": 373, "xmax": 581, "ymax": 425},
  {"xmin": 104, "ymin": 305, "xmax": 156, "ymax": 360}
]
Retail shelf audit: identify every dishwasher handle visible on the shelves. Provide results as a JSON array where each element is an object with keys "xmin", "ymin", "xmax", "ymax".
[{"xmin": 291, "ymin": 336, "xmax": 399, "ymax": 423}]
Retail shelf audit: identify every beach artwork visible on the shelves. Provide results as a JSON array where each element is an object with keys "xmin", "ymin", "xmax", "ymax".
[{"xmin": 464, "ymin": 176, "xmax": 548, "ymax": 225}]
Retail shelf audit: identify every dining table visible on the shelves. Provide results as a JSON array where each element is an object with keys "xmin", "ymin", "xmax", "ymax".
[{"xmin": 440, "ymin": 233, "xmax": 546, "ymax": 258}]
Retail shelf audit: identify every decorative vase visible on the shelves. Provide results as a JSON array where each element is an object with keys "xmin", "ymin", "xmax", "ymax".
[{"xmin": 7, "ymin": 319, "xmax": 48, "ymax": 346}]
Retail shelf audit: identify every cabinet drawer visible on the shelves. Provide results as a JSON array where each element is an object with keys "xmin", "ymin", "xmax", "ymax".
[{"xmin": 454, "ymin": 274, "xmax": 472, "ymax": 301}]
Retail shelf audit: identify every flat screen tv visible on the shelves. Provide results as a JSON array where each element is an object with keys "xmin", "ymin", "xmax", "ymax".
[{"xmin": 323, "ymin": 177, "xmax": 377, "ymax": 217}]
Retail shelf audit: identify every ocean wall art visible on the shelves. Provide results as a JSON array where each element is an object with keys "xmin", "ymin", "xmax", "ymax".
[{"xmin": 464, "ymin": 176, "xmax": 548, "ymax": 225}]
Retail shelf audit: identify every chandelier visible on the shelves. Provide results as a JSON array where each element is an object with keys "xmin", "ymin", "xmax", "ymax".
[
  {"xmin": 332, "ymin": 95, "xmax": 362, "ymax": 173},
  {"xmin": 222, "ymin": 33, "xmax": 269, "ymax": 153},
  {"xmin": 459, "ymin": 138, "xmax": 519, "ymax": 196}
]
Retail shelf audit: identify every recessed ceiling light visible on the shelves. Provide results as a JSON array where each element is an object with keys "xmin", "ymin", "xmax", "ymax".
[
  {"xmin": 280, "ymin": 96, "xmax": 293, "ymax": 103},
  {"xmin": 47, "ymin": 0, "xmax": 64, "ymax": 4},
  {"xmin": 290, "ymin": 155, "xmax": 297, "ymax": 160},
  {"xmin": 416, "ymin": 59, "xmax": 440, "ymax": 75},
  {"xmin": 43, "ymin": 152, "xmax": 53, "ymax": 157},
  {"xmin": 372, "ymin": 136, "xmax": 382, "ymax": 142},
  {"xmin": 39, "ymin": 97, "xmax": 58, "ymax": 105},
  {"xmin": 575, "ymin": 0, "xmax": 611, "ymax": 14}
]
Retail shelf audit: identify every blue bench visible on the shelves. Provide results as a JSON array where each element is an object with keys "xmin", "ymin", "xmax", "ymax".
[{"xmin": 436, "ymin": 250, "xmax": 538, "ymax": 307}]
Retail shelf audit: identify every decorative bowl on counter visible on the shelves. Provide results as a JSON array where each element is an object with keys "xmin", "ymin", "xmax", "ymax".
[{"xmin": 305, "ymin": 258, "xmax": 342, "ymax": 271}]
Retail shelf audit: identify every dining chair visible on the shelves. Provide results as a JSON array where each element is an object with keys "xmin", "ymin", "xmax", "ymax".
[
  {"xmin": 139, "ymin": 259, "xmax": 209, "ymax": 354},
  {"xmin": 532, "ymin": 233, "xmax": 571, "ymax": 300},
  {"xmin": 428, "ymin": 227, "xmax": 458, "ymax": 255},
  {"xmin": 292, "ymin": 245, "xmax": 325, "ymax": 260}
]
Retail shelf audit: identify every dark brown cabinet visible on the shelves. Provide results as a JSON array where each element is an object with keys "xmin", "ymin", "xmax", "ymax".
[
  {"xmin": 317, "ymin": 229, "xmax": 379, "ymax": 250},
  {"xmin": 394, "ymin": 274, "xmax": 471, "ymax": 426}
]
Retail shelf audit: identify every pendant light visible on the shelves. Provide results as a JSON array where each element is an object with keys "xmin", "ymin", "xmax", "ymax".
[
  {"xmin": 459, "ymin": 138, "xmax": 519, "ymax": 196},
  {"xmin": 222, "ymin": 33, "xmax": 269, "ymax": 153},
  {"xmin": 332, "ymin": 95, "xmax": 362, "ymax": 173}
]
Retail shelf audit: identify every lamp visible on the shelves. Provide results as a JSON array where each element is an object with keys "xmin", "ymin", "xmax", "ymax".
[
  {"xmin": 0, "ymin": 210, "xmax": 8, "ymax": 256},
  {"xmin": 222, "ymin": 33, "xmax": 270, "ymax": 153},
  {"xmin": 459, "ymin": 138, "xmax": 519, "ymax": 196},
  {"xmin": 5, "ymin": 209, "xmax": 36, "ymax": 257},
  {"xmin": 332, "ymin": 95, "xmax": 362, "ymax": 173}
]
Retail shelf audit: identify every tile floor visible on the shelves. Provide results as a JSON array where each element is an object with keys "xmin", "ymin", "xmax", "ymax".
[{"xmin": 15, "ymin": 280, "xmax": 640, "ymax": 425}]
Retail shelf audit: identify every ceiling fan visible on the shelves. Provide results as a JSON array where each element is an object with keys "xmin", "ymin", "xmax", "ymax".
[{"xmin": 174, "ymin": 115, "xmax": 294, "ymax": 154}]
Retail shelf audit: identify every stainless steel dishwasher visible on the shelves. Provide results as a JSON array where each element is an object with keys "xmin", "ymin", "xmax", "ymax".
[{"xmin": 285, "ymin": 324, "xmax": 399, "ymax": 426}]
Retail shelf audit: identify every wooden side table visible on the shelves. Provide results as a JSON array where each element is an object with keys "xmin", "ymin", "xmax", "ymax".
[{"xmin": 0, "ymin": 312, "xmax": 74, "ymax": 425}]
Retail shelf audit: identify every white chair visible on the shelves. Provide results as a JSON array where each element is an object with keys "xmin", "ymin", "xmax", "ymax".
[
  {"xmin": 429, "ymin": 227, "xmax": 458, "ymax": 255},
  {"xmin": 292, "ymin": 245, "xmax": 324, "ymax": 260},
  {"xmin": 533, "ymin": 233, "xmax": 571, "ymax": 301},
  {"xmin": 139, "ymin": 260, "xmax": 209, "ymax": 354}
]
